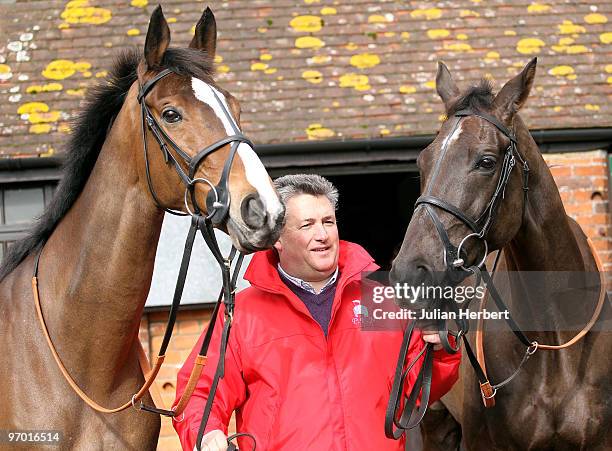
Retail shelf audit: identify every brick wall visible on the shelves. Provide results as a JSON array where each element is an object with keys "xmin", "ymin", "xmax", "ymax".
[
  {"xmin": 544, "ymin": 150, "xmax": 611, "ymax": 282},
  {"xmin": 142, "ymin": 149, "xmax": 610, "ymax": 450}
]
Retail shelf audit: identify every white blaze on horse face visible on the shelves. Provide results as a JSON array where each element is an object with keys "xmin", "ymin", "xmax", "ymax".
[
  {"xmin": 441, "ymin": 121, "xmax": 463, "ymax": 151},
  {"xmin": 191, "ymin": 78, "xmax": 283, "ymax": 218}
]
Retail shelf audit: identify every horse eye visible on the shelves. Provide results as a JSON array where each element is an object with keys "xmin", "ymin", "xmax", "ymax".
[
  {"xmin": 477, "ymin": 156, "xmax": 497, "ymax": 170},
  {"xmin": 162, "ymin": 108, "xmax": 182, "ymax": 124}
]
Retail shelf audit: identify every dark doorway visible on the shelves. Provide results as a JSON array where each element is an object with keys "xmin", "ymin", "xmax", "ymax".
[{"xmin": 326, "ymin": 171, "xmax": 421, "ymax": 270}]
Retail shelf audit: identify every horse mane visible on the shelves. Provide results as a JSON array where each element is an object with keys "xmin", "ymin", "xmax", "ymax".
[
  {"xmin": 447, "ymin": 78, "xmax": 495, "ymax": 115},
  {"xmin": 0, "ymin": 47, "xmax": 215, "ymax": 282}
]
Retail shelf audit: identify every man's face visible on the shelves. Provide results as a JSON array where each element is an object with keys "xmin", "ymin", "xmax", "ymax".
[{"xmin": 274, "ymin": 194, "xmax": 339, "ymax": 282}]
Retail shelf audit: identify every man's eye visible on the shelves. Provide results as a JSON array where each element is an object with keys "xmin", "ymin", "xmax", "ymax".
[
  {"xmin": 162, "ymin": 108, "xmax": 182, "ymax": 124},
  {"xmin": 300, "ymin": 224, "xmax": 310, "ymax": 229},
  {"xmin": 476, "ymin": 156, "xmax": 496, "ymax": 170}
]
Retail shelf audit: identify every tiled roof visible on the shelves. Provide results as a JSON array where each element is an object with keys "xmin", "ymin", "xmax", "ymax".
[{"xmin": 0, "ymin": 0, "xmax": 611, "ymax": 158}]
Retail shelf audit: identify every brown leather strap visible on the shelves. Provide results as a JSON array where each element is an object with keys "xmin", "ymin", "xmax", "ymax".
[
  {"xmin": 172, "ymin": 354, "xmax": 208, "ymax": 417},
  {"xmin": 537, "ymin": 237, "xmax": 607, "ymax": 350},
  {"xmin": 479, "ymin": 381, "xmax": 496, "ymax": 407},
  {"xmin": 33, "ymin": 276, "xmax": 165, "ymax": 413},
  {"xmin": 475, "ymin": 237, "xmax": 607, "ymax": 406}
]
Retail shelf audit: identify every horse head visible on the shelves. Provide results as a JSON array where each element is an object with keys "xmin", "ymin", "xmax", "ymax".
[
  {"xmin": 391, "ymin": 58, "xmax": 538, "ymax": 304},
  {"xmin": 133, "ymin": 6, "xmax": 284, "ymax": 253}
]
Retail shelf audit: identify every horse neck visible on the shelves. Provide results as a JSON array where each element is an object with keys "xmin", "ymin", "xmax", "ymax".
[
  {"xmin": 502, "ymin": 116, "xmax": 590, "ymax": 339},
  {"xmin": 39, "ymin": 87, "xmax": 164, "ymax": 394}
]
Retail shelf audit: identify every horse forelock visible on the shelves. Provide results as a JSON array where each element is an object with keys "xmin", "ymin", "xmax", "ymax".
[
  {"xmin": 0, "ymin": 47, "xmax": 215, "ymax": 282},
  {"xmin": 447, "ymin": 78, "xmax": 495, "ymax": 117}
]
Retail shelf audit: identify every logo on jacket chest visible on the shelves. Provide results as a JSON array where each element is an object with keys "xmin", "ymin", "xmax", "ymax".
[{"xmin": 351, "ymin": 299, "xmax": 372, "ymax": 326}]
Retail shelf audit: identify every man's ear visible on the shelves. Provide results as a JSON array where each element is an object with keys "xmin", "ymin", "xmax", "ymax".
[
  {"xmin": 493, "ymin": 57, "xmax": 537, "ymax": 123},
  {"xmin": 273, "ymin": 239, "xmax": 282, "ymax": 254},
  {"xmin": 436, "ymin": 61, "xmax": 460, "ymax": 112}
]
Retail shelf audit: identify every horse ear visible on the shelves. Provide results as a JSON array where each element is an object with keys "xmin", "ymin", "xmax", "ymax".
[
  {"xmin": 189, "ymin": 7, "xmax": 217, "ymax": 59},
  {"xmin": 493, "ymin": 57, "xmax": 537, "ymax": 122},
  {"xmin": 436, "ymin": 61, "xmax": 460, "ymax": 111},
  {"xmin": 144, "ymin": 5, "xmax": 171, "ymax": 69}
]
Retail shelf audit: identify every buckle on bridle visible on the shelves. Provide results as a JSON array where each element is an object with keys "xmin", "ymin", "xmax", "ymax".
[{"xmin": 454, "ymin": 233, "xmax": 488, "ymax": 271}]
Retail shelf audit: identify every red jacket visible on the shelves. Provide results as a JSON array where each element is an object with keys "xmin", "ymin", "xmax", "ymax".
[{"xmin": 174, "ymin": 241, "xmax": 460, "ymax": 450}]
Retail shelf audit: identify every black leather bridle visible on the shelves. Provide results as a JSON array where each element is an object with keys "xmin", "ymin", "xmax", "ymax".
[
  {"xmin": 138, "ymin": 68, "xmax": 254, "ymax": 225},
  {"xmin": 385, "ymin": 109, "xmax": 533, "ymax": 439},
  {"xmin": 135, "ymin": 69, "xmax": 256, "ymax": 450}
]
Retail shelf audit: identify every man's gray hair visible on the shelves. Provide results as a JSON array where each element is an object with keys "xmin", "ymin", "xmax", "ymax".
[{"xmin": 273, "ymin": 174, "xmax": 339, "ymax": 210}]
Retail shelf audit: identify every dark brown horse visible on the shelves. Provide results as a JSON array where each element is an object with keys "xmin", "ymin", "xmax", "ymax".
[
  {"xmin": 0, "ymin": 7, "xmax": 283, "ymax": 450},
  {"xmin": 391, "ymin": 59, "xmax": 611, "ymax": 450}
]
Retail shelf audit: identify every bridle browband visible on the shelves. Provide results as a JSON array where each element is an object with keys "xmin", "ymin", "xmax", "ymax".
[
  {"xmin": 31, "ymin": 68, "xmax": 256, "ymax": 451},
  {"xmin": 386, "ymin": 108, "xmax": 606, "ymax": 439}
]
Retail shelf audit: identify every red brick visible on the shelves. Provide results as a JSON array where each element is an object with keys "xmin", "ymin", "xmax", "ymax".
[
  {"xmin": 178, "ymin": 320, "xmax": 202, "ymax": 335},
  {"xmin": 574, "ymin": 166, "xmax": 607, "ymax": 177}
]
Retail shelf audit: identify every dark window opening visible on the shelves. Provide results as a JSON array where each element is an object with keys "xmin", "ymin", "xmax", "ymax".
[{"xmin": 326, "ymin": 171, "xmax": 421, "ymax": 270}]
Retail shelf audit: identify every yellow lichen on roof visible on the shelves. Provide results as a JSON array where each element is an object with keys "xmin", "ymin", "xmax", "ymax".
[
  {"xmin": 309, "ymin": 55, "xmax": 331, "ymax": 64},
  {"xmin": 290, "ymin": 15, "xmax": 323, "ymax": 33},
  {"xmin": 218, "ymin": 65, "xmax": 230, "ymax": 74},
  {"xmin": 505, "ymin": 30, "xmax": 517, "ymax": 36},
  {"xmin": 605, "ymin": 64, "xmax": 612, "ymax": 73},
  {"xmin": 399, "ymin": 85, "xmax": 416, "ymax": 94},
  {"xmin": 427, "ymin": 29, "xmax": 450, "ymax": 39},
  {"xmin": 26, "ymin": 83, "xmax": 63, "ymax": 94},
  {"xmin": 484, "ymin": 51, "xmax": 500, "ymax": 63},
  {"xmin": 549, "ymin": 65, "xmax": 576, "ymax": 80},
  {"xmin": 584, "ymin": 104, "xmax": 600, "ymax": 111},
  {"xmin": 306, "ymin": 123, "xmax": 334, "ymax": 140},
  {"xmin": 516, "ymin": 38, "xmax": 545, "ymax": 54},
  {"xmin": 558, "ymin": 20, "xmax": 586, "ymax": 35},
  {"xmin": 350, "ymin": 53, "xmax": 380, "ymax": 69},
  {"xmin": 302, "ymin": 70, "xmax": 323, "ymax": 83},
  {"xmin": 410, "ymin": 8, "xmax": 442, "ymax": 20},
  {"xmin": 251, "ymin": 62, "xmax": 268, "ymax": 71},
  {"xmin": 444, "ymin": 43, "xmax": 473, "ymax": 52},
  {"xmin": 127, "ymin": 29, "xmax": 140, "ymax": 36},
  {"xmin": 30, "ymin": 124, "xmax": 52, "ymax": 134},
  {"xmin": 368, "ymin": 14, "xmax": 392, "ymax": 24},
  {"xmin": 295, "ymin": 37, "xmax": 325, "ymax": 49},
  {"xmin": 339, "ymin": 73, "xmax": 370, "ymax": 91},
  {"xmin": 320, "ymin": 7, "xmax": 336, "ymax": 15},
  {"xmin": 527, "ymin": 3, "xmax": 551, "ymax": 13},
  {"xmin": 130, "ymin": 0, "xmax": 147, "ymax": 7},
  {"xmin": 584, "ymin": 13, "xmax": 607, "ymax": 25},
  {"xmin": 460, "ymin": 10, "xmax": 480, "ymax": 18},
  {"xmin": 0, "ymin": 64, "xmax": 13, "ymax": 81},
  {"xmin": 61, "ymin": 0, "xmax": 112, "ymax": 25},
  {"xmin": 601, "ymin": 33, "xmax": 612, "ymax": 44},
  {"xmin": 95, "ymin": 71, "xmax": 107, "ymax": 78},
  {"xmin": 42, "ymin": 60, "xmax": 91, "ymax": 80},
  {"xmin": 423, "ymin": 80, "xmax": 436, "ymax": 89},
  {"xmin": 17, "ymin": 102, "xmax": 49, "ymax": 115},
  {"xmin": 260, "ymin": 53, "xmax": 273, "ymax": 61}
]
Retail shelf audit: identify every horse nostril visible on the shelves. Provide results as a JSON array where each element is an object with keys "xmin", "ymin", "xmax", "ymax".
[{"xmin": 241, "ymin": 194, "xmax": 267, "ymax": 229}]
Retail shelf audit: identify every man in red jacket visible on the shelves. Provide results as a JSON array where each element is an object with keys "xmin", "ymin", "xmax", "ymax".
[{"xmin": 174, "ymin": 174, "xmax": 460, "ymax": 451}]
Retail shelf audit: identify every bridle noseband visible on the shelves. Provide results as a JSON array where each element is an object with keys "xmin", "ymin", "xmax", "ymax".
[
  {"xmin": 414, "ymin": 108, "xmax": 530, "ymax": 272},
  {"xmin": 138, "ymin": 68, "xmax": 254, "ymax": 226}
]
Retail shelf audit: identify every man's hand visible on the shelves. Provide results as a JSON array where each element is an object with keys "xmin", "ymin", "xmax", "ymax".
[
  {"xmin": 195, "ymin": 429, "xmax": 228, "ymax": 451},
  {"xmin": 422, "ymin": 331, "xmax": 442, "ymax": 351}
]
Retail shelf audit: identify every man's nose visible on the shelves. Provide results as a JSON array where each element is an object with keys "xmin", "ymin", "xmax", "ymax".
[{"xmin": 314, "ymin": 223, "xmax": 328, "ymax": 240}]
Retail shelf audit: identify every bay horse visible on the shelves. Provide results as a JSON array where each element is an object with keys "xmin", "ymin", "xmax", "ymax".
[
  {"xmin": 0, "ymin": 6, "xmax": 284, "ymax": 450},
  {"xmin": 391, "ymin": 58, "xmax": 611, "ymax": 450}
]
